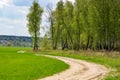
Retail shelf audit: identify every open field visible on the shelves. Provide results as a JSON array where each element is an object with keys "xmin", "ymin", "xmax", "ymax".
[
  {"xmin": 39, "ymin": 50, "xmax": 120, "ymax": 80},
  {"xmin": 0, "ymin": 47, "xmax": 69, "ymax": 80},
  {"xmin": 0, "ymin": 47, "xmax": 119, "ymax": 80}
]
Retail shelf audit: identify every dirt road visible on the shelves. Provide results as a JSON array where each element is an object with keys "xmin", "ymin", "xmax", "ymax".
[{"xmin": 37, "ymin": 54, "xmax": 109, "ymax": 80}]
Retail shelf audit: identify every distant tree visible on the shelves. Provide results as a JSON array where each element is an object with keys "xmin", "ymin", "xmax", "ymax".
[
  {"xmin": 73, "ymin": 0, "xmax": 82, "ymax": 50},
  {"xmin": 7, "ymin": 41, "xmax": 12, "ymax": 46},
  {"xmin": 54, "ymin": 0, "xmax": 64, "ymax": 50},
  {"xmin": 45, "ymin": 3, "xmax": 56, "ymax": 49},
  {"xmin": 27, "ymin": 0, "xmax": 43, "ymax": 52},
  {"xmin": 40, "ymin": 34, "xmax": 51, "ymax": 50},
  {"xmin": 64, "ymin": 1, "xmax": 74, "ymax": 49}
]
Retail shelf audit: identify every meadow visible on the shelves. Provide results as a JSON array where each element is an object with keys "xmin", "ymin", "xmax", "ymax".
[
  {"xmin": 0, "ymin": 47, "xmax": 69, "ymax": 80},
  {"xmin": 0, "ymin": 47, "xmax": 119, "ymax": 80}
]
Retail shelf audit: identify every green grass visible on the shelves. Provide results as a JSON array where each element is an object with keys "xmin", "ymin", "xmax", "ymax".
[
  {"xmin": 38, "ymin": 50, "xmax": 120, "ymax": 80},
  {"xmin": 0, "ymin": 47, "xmax": 69, "ymax": 80}
]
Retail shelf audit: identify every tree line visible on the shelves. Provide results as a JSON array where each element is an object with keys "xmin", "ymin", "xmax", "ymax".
[
  {"xmin": 27, "ymin": 0, "xmax": 120, "ymax": 51},
  {"xmin": 46, "ymin": 0, "xmax": 120, "ymax": 51}
]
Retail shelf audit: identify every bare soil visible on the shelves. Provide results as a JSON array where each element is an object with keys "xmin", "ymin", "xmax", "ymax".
[{"xmin": 37, "ymin": 55, "xmax": 109, "ymax": 80}]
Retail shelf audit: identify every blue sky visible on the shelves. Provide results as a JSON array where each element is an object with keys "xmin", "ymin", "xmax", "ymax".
[{"xmin": 0, "ymin": 0, "xmax": 74, "ymax": 37}]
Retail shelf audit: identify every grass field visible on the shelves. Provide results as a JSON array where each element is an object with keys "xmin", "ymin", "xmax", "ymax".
[
  {"xmin": 39, "ymin": 50, "xmax": 120, "ymax": 80},
  {"xmin": 0, "ymin": 47, "xmax": 69, "ymax": 80},
  {"xmin": 0, "ymin": 47, "xmax": 119, "ymax": 80}
]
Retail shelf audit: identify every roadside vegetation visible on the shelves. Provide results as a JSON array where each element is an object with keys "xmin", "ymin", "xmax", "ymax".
[
  {"xmin": 0, "ymin": 47, "xmax": 69, "ymax": 80},
  {"xmin": 39, "ymin": 50, "xmax": 120, "ymax": 80}
]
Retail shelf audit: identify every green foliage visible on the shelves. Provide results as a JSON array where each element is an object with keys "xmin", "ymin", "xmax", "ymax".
[
  {"xmin": 40, "ymin": 34, "xmax": 51, "ymax": 50},
  {"xmin": 27, "ymin": 0, "xmax": 43, "ymax": 51},
  {"xmin": 48, "ymin": 0, "xmax": 120, "ymax": 51}
]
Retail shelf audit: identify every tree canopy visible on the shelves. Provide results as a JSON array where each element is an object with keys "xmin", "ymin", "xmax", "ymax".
[
  {"xmin": 27, "ymin": 0, "xmax": 43, "ymax": 52},
  {"xmin": 47, "ymin": 0, "xmax": 120, "ymax": 51}
]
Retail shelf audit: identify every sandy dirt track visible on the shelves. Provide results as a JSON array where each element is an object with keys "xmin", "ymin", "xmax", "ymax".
[{"xmin": 37, "ymin": 54, "xmax": 109, "ymax": 80}]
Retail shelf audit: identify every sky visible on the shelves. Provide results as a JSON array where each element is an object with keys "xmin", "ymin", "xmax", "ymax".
[{"xmin": 0, "ymin": 0, "xmax": 75, "ymax": 37}]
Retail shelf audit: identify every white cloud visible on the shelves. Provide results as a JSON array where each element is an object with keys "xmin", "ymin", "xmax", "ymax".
[
  {"xmin": 0, "ymin": 0, "xmax": 13, "ymax": 8},
  {"xmin": 68, "ymin": 0, "xmax": 75, "ymax": 3},
  {"xmin": 0, "ymin": 18, "xmax": 26, "ymax": 26},
  {"xmin": 0, "ymin": 0, "xmax": 75, "ymax": 37},
  {"xmin": 46, "ymin": 0, "xmax": 75, "ymax": 4},
  {"xmin": 0, "ymin": 0, "xmax": 30, "ymax": 36},
  {"xmin": 0, "ymin": 17, "xmax": 29, "ymax": 36}
]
